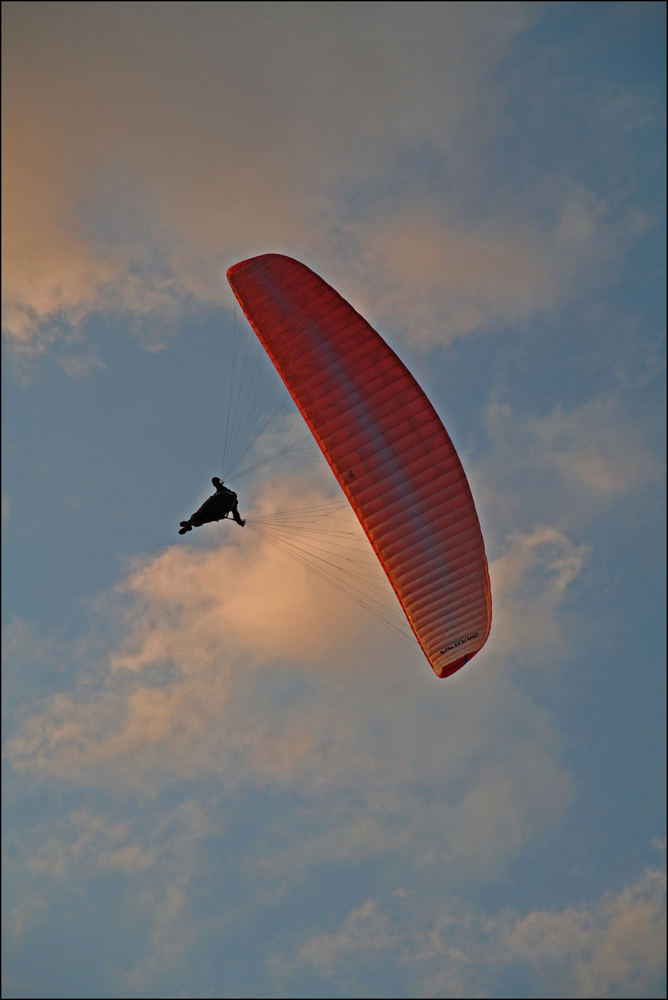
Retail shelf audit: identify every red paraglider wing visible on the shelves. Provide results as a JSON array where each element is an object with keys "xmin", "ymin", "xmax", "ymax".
[{"xmin": 227, "ymin": 254, "xmax": 491, "ymax": 677}]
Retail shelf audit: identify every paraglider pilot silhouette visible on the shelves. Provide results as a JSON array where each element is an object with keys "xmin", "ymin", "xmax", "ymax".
[{"xmin": 179, "ymin": 477, "xmax": 245, "ymax": 534}]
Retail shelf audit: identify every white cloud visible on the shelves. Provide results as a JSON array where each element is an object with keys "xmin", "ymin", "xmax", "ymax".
[
  {"xmin": 498, "ymin": 861, "xmax": 667, "ymax": 998},
  {"xmin": 474, "ymin": 393, "xmax": 663, "ymax": 542},
  {"xmin": 339, "ymin": 187, "xmax": 616, "ymax": 347},
  {"xmin": 25, "ymin": 809, "xmax": 154, "ymax": 879},
  {"xmin": 273, "ymin": 851, "xmax": 666, "ymax": 998},
  {"xmin": 5, "ymin": 798, "xmax": 214, "ymax": 992},
  {"xmin": 1, "ymin": 3, "xmax": 549, "ymax": 354},
  {"xmin": 488, "ymin": 525, "xmax": 590, "ymax": 661},
  {"xmin": 287, "ymin": 898, "xmax": 392, "ymax": 977}
]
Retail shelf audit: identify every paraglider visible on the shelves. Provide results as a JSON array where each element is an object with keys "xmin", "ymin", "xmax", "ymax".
[
  {"xmin": 226, "ymin": 253, "xmax": 491, "ymax": 678},
  {"xmin": 179, "ymin": 477, "xmax": 245, "ymax": 534}
]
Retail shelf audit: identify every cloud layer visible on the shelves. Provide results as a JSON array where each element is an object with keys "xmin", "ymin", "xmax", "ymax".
[
  {"xmin": 7, "ymin": 470, "xmax": 582, "ymax": 881},
  {"xmin": 3, "ymin": 5, "xmax": 664, "ymax": 997}
]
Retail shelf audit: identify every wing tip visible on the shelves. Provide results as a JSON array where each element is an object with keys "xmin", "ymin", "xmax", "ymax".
[
  {"xmin": 433, "ymin": 653, "xmax": 473, "ymax": 679},
  {"xmin": 432, "ymin": 630, "xmax": 491, "ymax": 678},
  {"xmin": 226, "ymin": 253, "xmax": 298, "ymax": 284}
]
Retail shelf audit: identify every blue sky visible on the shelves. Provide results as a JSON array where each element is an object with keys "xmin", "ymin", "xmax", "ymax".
[{"xmin": 2, "ymin": 3, "xmax": 666, "ymax": 998}]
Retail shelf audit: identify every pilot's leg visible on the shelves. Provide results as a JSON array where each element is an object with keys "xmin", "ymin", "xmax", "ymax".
[{"xmin": 230, "ymin": 502, "xmax": 245, "ymax": 526}]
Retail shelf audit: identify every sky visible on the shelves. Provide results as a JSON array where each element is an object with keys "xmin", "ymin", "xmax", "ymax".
[{"xmin": 1, "ymin": 2, "xmax": 666, "ymax": 998}]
